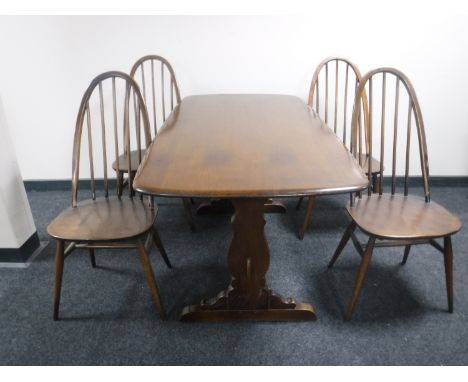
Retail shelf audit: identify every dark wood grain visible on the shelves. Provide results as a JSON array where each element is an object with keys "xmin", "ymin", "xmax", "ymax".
[
  {"xmin": 298, "ymin": 57, "xmax": 382, "ymax": 240},
  {"xmin": 134, "ymin": 94, "xmax": 367, "ymax": 322},
  {"xmin": 348, "ymin": 194, "xmax": 461, "ymax": 240},
  {"xmin": 53, "ymin": 240, "xmax": 65, "ymax": 321},
  {"xmin": 120, "ymin": 55, "xmax": 195, "ymax": 231},
  {"xmin": 48, "ymin": 71, "xmax": 170, "ymax": 321},
  {"xmin": 47, "ymin": 197, "xmax": 156, "ymax": 241},
  {"xmin": 112, "ymin": 149, "xmax": 146, "ymax": 173},
  {"xmin": 329, "ymin": 68, "xmax": 462, "ymax": 320},
  {"xmin": 133, "ymin": 95, "xmax": 369, "ymax": 198},
  {"xmin": 181, "ymin": 198, "xmax": 316, "ymax": 322}
]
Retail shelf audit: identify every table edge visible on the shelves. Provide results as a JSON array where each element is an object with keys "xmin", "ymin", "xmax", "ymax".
[{"xmin": 133, "ymin": 181, "xmax": 370, "ymax": 199}]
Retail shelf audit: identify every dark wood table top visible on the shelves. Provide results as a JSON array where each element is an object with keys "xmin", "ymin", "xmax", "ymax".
[{"xmin": 133, "ymin": 94, "xmax": 368, "ymax": 198}]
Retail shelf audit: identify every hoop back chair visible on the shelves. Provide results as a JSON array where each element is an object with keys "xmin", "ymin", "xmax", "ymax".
[
  {"xmin": 297, "ymin": 57, "xmax": 380, "ymax": 239},
  {"xmin": 112, "ymin": 55, "xmax": 195, "ymax": 232},
  {"xmin": 327, "ymin": 67, "xmax": 461, "ymax": 320},
  {"xmin": 47, "ymin": 71, "xmax": 172, "ymax": 320}
]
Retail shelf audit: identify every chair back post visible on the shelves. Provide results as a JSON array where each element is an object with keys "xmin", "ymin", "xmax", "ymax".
[
  {"xmin": 308, "ymin": 57, "xmax": 370, "ymax": 154},
  {"xmin": 72, "ymin": 83, "xmax": 95, "ymax": 207},
  {"xmin": 403, "ymin": 75, "xmax": 430, "ymax": 202},
  {"xmin": 350, "ymin": 79, "xmax": 370, "ymax": 197},
  {"xmin": 130, "ymin": 55, "xmax": 181, "ymax": 136},
  {"xmin": 71, "ymin": 71, "xmax": 151, "ymax": 207},
  {"xmin": 351, "ymin": 67, "xmax": 431, "ymax": 201}
]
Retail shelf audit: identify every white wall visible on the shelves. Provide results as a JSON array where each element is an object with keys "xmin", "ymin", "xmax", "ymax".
[{"xmin": 0, "ymin": 15, "xmax": 467, "ymax": 179}]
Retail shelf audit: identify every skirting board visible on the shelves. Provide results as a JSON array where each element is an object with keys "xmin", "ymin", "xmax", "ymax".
[
  {"xmin": 0, "ymin": 241, "xmax": 48, "ymax": 268},
  {"xmin": 0, "ymin": 232, "xmax": 41, "ymax": 262},
  {"xmin": 0, "ymin": 232, "xmax": 46, "ymax": 266}
]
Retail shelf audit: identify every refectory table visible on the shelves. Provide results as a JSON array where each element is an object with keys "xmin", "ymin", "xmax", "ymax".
[{"xmin": 133, "ymin": 94, "xmax": 368, "ymax": 322}]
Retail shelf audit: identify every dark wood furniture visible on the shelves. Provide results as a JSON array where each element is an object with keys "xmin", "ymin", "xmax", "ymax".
[
  {"xmin": 111, "ymin": 55, "xmax": 195, "ymax": 232},
  {"xmin": 47, "ymin": 71, "xmax": 171, "ymax": 321},
  {"xmin": 297, "ymin": 57, "xmax": 381, "ymax": 239},
  {"xmin": 327, "ymin": 68, "xmax": 462, "ymax": 320},
  {"xmin": 133, "ymin": 94, "xmax": 369, "ymax": 322}
]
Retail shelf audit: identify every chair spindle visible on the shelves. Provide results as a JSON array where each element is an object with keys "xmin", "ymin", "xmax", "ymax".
[
  {"xmin": 161, "ymin": 62, "xmax": 166, "ymax": 122},
  {"xmin": 112, "ymin": 77, "xmax": 121, "ymax": 196},
  {"xmin": 379, "ymin": 72, "xmax": 386, "ymax": 195},
  {"xmin": 391, "ymin": 79, "xmax": 400, "ymax": 195},
  {"xmin": 325, "ymin": 62, "xmax": 329, "ymax": 123},
  {"xmin": 343, "ymin": 64, "xmax": 349, "ymax": 145},
  {"xmin": 334, "ymin": 60, "xmax": 339, "ymax": 134},
  {"xmin": 151, "ymin": 59, "xmax": 157, "ymax": 135},
  {"xmin": 86, "ymin": 103, "xmax": 96, "ymax": 200},
  {"xmin": 367, "ymin": 77, "xmax": 373, "ymax": 196},
  {"xmin": 98, "ymin": 82, "xmax": 108, "ymax": 197},
  {"xmin": 404, "ymin": 98, "xmax": 412, "ymax": 196}
]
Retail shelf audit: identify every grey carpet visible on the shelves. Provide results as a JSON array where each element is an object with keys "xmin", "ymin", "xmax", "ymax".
[{"xmin": 0, "ymin": 186, "xmax": 467, "ymax": 365}]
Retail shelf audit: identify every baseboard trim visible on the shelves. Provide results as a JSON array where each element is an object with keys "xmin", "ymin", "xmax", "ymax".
[
  {"xmin": 24, "ymin": 179, "xmax": 118, "ymax": 192},
  {"xmin": 24, "ymin": 176, "xmax": 468, "ymax": 192},
  {"xmin": 382, "ymin": 176, "xmax": 468, "ymax": 188},
  {"xmin": 0, "ymin": 232, "xmax": 43, "ymax": 263},
  {"xmin": 0, "ymin": 242, "xmax": 48, "ymax": 268}
]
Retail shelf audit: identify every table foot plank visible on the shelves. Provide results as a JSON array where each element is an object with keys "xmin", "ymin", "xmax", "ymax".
[{"xmin": 180, "ymin": 303, "xmax": 316, "ymax": 322}]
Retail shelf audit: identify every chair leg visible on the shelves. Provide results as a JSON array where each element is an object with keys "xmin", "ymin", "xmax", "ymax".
[
  {"xmin": 182, "ymin": 198, "xmax": 196, "ymax": 233},
  {"xmin": 345, "ymin": 236, "xmax": 376, "ymax": 321},
  {"xmin": 190, "ymin": 197, "xmax": 195, "ymax": 205},
  {"xmin": 296, "ymin": 196, "xmax": 304, "ymax": 211},
  {"xmin": 130, "ymin": 171, "xmax": 137, "ymax": 197},
  {"xmin": 53, "ymin": 240, "xmax": 65, "ymax": 321},
  {"xmin": 372, "ymin": 174, "xmax": 379, "ymax": 194},
  {"xmin": 298, "ymin": 196, "xmax": 316, "ymax": 240},
  {"xmin": 136, "ymin": 240, "xmax": 166, "ymax": 319},
  {"xmin": 89, "ymin": 248, "xmax": 97, "ymax": 268},
  {"xmin": 401, "ymin": 245, "xmax": 411, "ymax": 265},
  {"xmin": 328, "ymin": 221, "xmax": 357, "ymax": 269},
  {"xmin": 152, "ymin": 227, "xmax": 172, "ymax": 269},
  {"xmin": 443, "ymin": 236, "xmax": 454, "ymax": 313},
  {"xmin": 117, "ymin": 171, "xmax": 124, "ymax": 197}
]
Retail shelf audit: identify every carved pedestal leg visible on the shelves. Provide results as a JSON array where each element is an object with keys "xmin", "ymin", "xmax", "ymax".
[
  {"xmin": 196, "ymin": 199, "xmax": 234, "ymax": 215},
  {"xmin": 181, "ymin": 198, "xmax": 316, "ymax": 322},
  {"xmin": 197, "ymin": 198, "xmax": 286, "ymax": 215},
  {"xmin": 263, "ymin": 198, "xmax": 287, "ymax": 214}
]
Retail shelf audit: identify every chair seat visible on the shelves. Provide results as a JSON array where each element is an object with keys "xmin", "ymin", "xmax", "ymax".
[
  {"xmin": 47, "ymin": 196, "xmax": 156, "ymax": 241},
  {"xmin": 348, "ymin": 194, "xmax": 462, "ymax": 240},
  {"xmin": 112, "ymin": 149, "xmax": 147, "ymax": 173},
  {"xmin": 358, "ymin": 154, "xmax": 381, "ymax": 175}
]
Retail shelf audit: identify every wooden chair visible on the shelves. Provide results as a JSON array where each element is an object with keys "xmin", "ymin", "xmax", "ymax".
[
  {"xmin": 297, "ymin": 57, "xmax": 381, "ymax": 239},
  {"xmin": 327, "ymin": 67, "xmax": 462, "ymax": 320},
  {"xmin": 112, "ymin": 55, "xmax": 196, "ymax": 232},
  {"xmin": 47, "ymin": 71, "xmax": 172, "ymax": 320}
]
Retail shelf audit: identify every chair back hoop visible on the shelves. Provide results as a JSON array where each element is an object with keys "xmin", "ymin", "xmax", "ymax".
[
  {"xmin": 71, "ymin": 71, "xmax": 152, "ymax": 207},
  {"xmin": 308, "ymin": 57, "xmax": 370, "ymax": 152},
  {"xmin": 130, "ymin": 55, "xmax": 181, "ymax": 136},
  {"xmin": 350, "ymin": 67, "xmax": 430, "ymax": 202}
]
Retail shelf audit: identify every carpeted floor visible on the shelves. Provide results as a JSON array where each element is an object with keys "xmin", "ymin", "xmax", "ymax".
[{"xmin": 0, "ymin": 186, "xmax": 467, "ymax": 365}]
